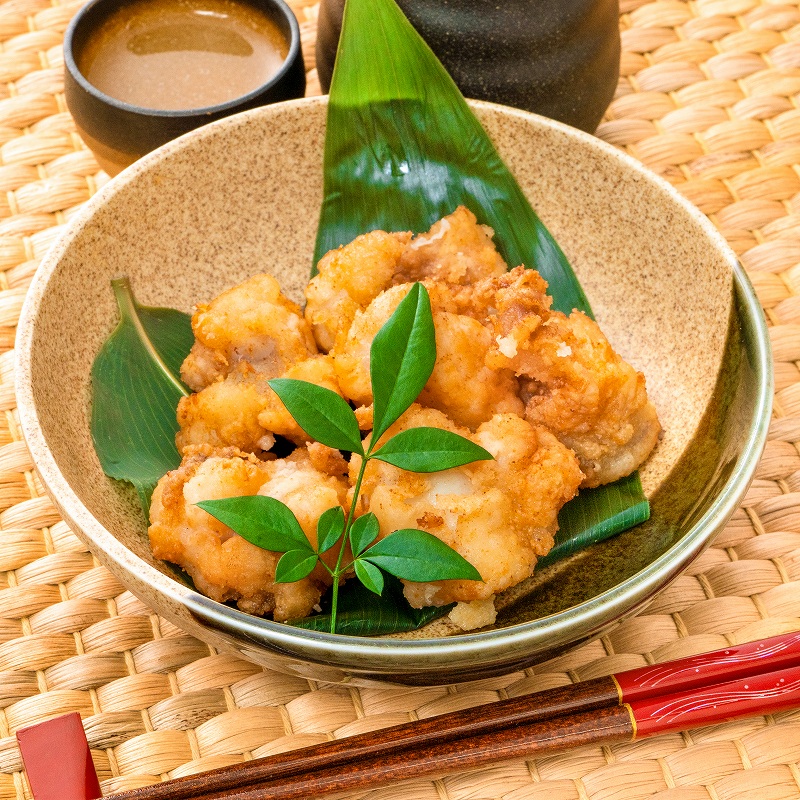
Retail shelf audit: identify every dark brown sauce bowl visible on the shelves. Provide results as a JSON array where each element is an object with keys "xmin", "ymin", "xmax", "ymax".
[{"xmin": 64, "ymin": 0, "xmax": 306, "ymax": 176}]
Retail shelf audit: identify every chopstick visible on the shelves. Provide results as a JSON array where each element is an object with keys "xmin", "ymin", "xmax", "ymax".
[{"xmin": 108, "ymin": 631, "xmax": 800, "ymax": 800}]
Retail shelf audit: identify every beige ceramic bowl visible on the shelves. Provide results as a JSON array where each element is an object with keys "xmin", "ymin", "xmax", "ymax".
[{"xmin": 16, "ymin": 97, "xmax": 772, "ymax": 685}]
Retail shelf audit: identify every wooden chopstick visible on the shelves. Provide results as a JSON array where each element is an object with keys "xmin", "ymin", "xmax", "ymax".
[{"xmin": 107, "ymin": 631, "xmax": 800, "ymax": 800}]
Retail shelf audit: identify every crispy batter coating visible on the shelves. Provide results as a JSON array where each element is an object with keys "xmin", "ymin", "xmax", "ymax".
[
  {"xmin": 333, "ymin": 283, "xmax": 523, "ymax": 429},
  {"xmin": 181, "ymin": 273, "xmax": 317, "ymax": 392},
  {"xmin": 176, "ymin": 364, "xmax": 276, "ymax": 455},
  {"xmin": 305, "ymin": 206, "xmax": 509, "ymax": 354},
  {"xmin": 305, "ymin": 230, "xmax": 412, "ymax": 353},
  {"xmin": 352, "ymin": 406, "xmax": 582, "ymax": 616},
  {"xmin": 177, "ymin": 353, "xmax": 344, "ymax": 455},
  {"xmin": 394, "ymin": 206, "xmax": 508, "ymax": 285},
  {"xmin": 515, "ymin": 311, "xmax": 661, "ymax": 488},
  {"xmin": 149, "ymin": 445, "xmax": 348, "ymax": 621}
]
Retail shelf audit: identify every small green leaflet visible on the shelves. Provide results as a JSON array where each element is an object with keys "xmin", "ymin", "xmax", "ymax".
[
  {"xmin": 90, "ymin": 278, "xmax": 192, "ymax": 510},
  {"xmin": 354, "ymin": 560, "xmax": 384, "ymax": 595},
  {"xmin": 197, "ymin": 496, "xmax": 312, "ymax": 553},
  {"xmin": 372, "ymin": 427, "xmax": 493, "ymax": 472},
  {"xmin": 268, "ymin": 378, "xmax": 364, "ymax": 455},
  {"xmin": 349, "ymin": 512, "xmax": 380, "ymax": 556},
  {"xmin": 370, "ymin": 283, "xmax": 436, "ymax": 443},
  {"xmin": 276, "ymin": 550, "xmax": 319, "ymax": 583},
  {"xmin": 361, "ymin": 529, "xmax": 482, "ymax": 582},
  {"xmin": 317, "ymin": 506, "xmax": 346, "ymax": 553}
]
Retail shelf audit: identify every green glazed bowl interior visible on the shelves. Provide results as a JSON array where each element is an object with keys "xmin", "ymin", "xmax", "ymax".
[{"xmin": 15, "ymin": 97, "xmax": 772, "ymax": 685}]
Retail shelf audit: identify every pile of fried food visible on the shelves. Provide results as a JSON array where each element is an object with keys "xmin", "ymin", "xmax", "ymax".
[{"xmin": 149, "ymin": 207, "xmax": 661, "ymax": 631}]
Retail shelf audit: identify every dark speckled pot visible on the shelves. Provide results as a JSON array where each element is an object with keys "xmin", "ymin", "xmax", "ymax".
[{"xmin": 316, "ymin": 0, "xmax": 621, "ymax": 133}]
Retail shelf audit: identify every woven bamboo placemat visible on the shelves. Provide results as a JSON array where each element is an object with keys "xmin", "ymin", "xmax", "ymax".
[{"xmin": 0, "ymin": 0, "xmax": 796, "ymax": 797}]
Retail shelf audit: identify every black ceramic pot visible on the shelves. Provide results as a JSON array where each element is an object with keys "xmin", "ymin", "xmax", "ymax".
[{"xmin": 316, "ymin": 0, "xmax": 620, "ymax": 133}]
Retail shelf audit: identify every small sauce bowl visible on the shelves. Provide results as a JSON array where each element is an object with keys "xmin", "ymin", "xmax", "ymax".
[{"xmin": 64, "ymin": 0, "xmax": 305, "ymax": 176}]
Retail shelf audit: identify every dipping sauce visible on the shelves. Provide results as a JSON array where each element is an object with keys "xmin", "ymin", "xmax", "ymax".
[{"xmin": 77, "ymin": 0, "xmax": 289, "ymax": 111}]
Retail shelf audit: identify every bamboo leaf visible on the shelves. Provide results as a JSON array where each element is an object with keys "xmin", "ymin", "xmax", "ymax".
[
  {"xmin": 288, "ymin": 575, "xmax": 452, "ymax": 635},
  {"xmin": 314, "ymin": 0, "xmax": 590, "ymax": 317},
  {"xmin": 372, "ymin": 427, "xmax": 493, "ymax": 472},
  {"xmin": 90, "ymin": 278, "xmax": 193, "ymax": 510},
  {"xmin": 538, "ymin": 473, "xmax": 651, "ymax": 570},
  {"xmin": 315, "ymin": 0, "xmax": 649, "ymax": 575}
]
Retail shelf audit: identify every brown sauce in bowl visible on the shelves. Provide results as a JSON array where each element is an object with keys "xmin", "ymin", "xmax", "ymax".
[{"xmin": 77, "ymin": 0, "xmax": 289, "ymax": 111}]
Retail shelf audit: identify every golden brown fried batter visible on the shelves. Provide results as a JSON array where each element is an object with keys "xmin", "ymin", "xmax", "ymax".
[
  {"xmin": 181, "ymin": 273, "xmax": 317, "ymax": 391},
  {"xmin": 161, "ymin": 208, "xmax": 662, "ymax": 626},
  {"xmin": 352, "ymin": 406, "xmax": 582, "ymax": 625},
  {"xmin": 304, "ymin": 206, "xmax": 509, "ymax": 354},
  {"xmin": 149, "ymin": 445, "xmax": 348, "ymax": 621},
  {"xmin": 176, "ymin": 364, "xmax": 276, "ymax": 455},
  {"xmin": 177, "ymin": 354, "xmax": 344, "ymax": 455},
  {"xmin": 394, "ymin": 206, "xmax": 508, "ymax": 285},
  {"xmin": 333, "ymin": 283, "xmax": 523, "ymax": 429},
  {"xmin": 305, "ymin": 230, "xmax": 412, "ymax": 353},
  {"xmin": 515, "ymin": 311, "xmax": 661, "ymax": 488}
]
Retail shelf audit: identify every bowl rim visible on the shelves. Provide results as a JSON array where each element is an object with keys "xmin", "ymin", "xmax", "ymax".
[
  {"xmin": 63, "ymin": 0, "xmax": 303, "ymax": 118},
  {"xmin": 15, "ymin": 96, "xmax": 774, "ymax": 667}
]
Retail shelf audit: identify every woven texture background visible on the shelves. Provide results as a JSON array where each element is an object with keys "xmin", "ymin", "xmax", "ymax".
[{"xmin": 0, "ymin": 0, "xmax": 795, "ymax": 797}]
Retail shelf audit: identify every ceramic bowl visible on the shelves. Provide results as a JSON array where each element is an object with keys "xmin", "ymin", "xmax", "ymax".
[
  {"xmin": 64, "ymin": 0, "xmax": 306, "ymax": 176},
  {"xmin": 16, "ymin": 97, "xmax": 772, "ymax": 685}
]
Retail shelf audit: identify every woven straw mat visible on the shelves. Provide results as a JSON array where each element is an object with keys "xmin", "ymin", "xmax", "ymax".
[{"xmin": 0, "ymin": 0, "xmax": 795, "ymax": 797}]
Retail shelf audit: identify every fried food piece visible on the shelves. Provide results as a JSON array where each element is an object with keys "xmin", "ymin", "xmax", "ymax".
[
  {"xmin": 394, "ymin": 206, "xmax": 508, "ymax": 285},
  {"xmin": 352, "ymin": 407, "xmax": 582, "ymax": 624},
  {"xmin": 305, "ymin": 207, "xmax": 508, "ymax": 354},
  {"xmin": 489, "ymin": 302, "xmax": 661, "ymax": 488},
  {"xmin": 149, "ymin": 445, "xmax": 348, "ymax": 621},
  {"xmin": 181, "ymin": 273, "xmax": 317, "ymax": 392},
  {"xmin": 176, "ymin": 364, "xmax": 276, "ymax": 455},
  {"xmin": 305, "ymin": 230, "xmax": 412, "ymax": 352},
  {"xmin": 333, "ymin": 284, "xmax": 523, "ymax": 429},
  {"xmin": 177, "ymin": 355, "xmax": 344, "ymax": 455}
]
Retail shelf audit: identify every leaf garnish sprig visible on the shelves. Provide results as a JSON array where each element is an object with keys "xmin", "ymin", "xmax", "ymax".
[{"xmin": 198, "ymin": 283, "xmax": 489, "ymax": 634}]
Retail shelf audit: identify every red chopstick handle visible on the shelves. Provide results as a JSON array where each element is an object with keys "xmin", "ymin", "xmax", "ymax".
[
  {"xmin": 629, "ymin": 664, "xmax": 800, "ymax": 737},
  {"xmin": 615, "ymin": 631, "xmax": 800, "ymax": 701}
]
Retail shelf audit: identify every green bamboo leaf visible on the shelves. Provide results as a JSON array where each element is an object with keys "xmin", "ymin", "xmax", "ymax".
[
  {"xmin": 91, "ymin": 277, "xmax": 193, "ymax": 511},
  {"xmin": 315, "ymin": 0, "xmax": 648, "ymax": 562},
  {"xmin": 354, "ymin": 559, "xmax": 384, "ymax": 595},
  {"xmin": 314, "ymin": 0, "xmax": 590, "ymax": 317},
  {"xmin": 370, "ymin": 283, "xmax": 436, "ymax": 444},
  {"xmin": 288, "ymin": 575, "xmax": 452, "ymax": 635},
  {"xmin": 349, "ymin": 512, "xmax": 380, "ymax": 556},
  {"xmin": 268, "ymin": 378, "xmax": 364, "ymax": 455},
  {"xmin": 317, "ymin": 506, "xmax": 346, "ymax": 554},
  {"xmin": 362, "ymin": 529, "xmax": 481, "ymax": 582},
  {"xmin": 372, "ymin": 427, "xmax": 493, "ymax": 472},
  {"xmin": 275, "ymin": 550, "xmax": 320, "ymax": 583},
  {"xmin": 197, "ymin": 496, "xmax": 312, "ymax": 553},
  {"xmin": 539, "ymin": 473, "xmax": 651, "ymax": 570}
]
